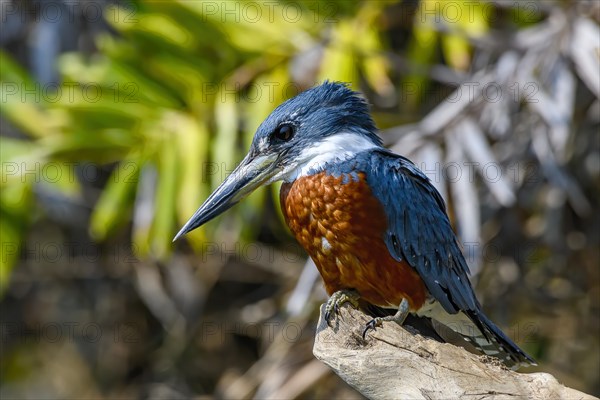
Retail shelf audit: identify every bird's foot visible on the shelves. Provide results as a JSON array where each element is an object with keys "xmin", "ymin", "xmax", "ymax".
[
  {"xmin": 363, "ymin": 298, "xmax": 409, "ymax": 339},
  {"xmin": 324, "ymin": 289, "xmax": 360, "ymax": 325}
]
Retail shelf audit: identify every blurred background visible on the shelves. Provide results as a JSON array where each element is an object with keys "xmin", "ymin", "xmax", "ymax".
[{"xmin": 1, "ymin": 0, "xmax": 599, "ymax": 398}]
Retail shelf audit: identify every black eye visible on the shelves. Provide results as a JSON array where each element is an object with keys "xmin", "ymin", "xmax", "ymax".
[{"xmin": 273, "ymin": 124, "xmax": 295, "ymax": 141}]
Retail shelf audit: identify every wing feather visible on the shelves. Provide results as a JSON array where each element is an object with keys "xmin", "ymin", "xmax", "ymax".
[{"xmin": 365, "ymin": 149, "xmax": 479, "ymax": 314}]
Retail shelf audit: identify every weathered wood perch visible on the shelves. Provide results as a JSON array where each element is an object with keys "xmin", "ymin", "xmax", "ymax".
[{"xmin": 313, "ymin": 303, "xmax": 597, "ymax": 400}]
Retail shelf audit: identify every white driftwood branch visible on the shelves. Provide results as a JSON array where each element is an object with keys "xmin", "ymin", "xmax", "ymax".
[{"xmin": 313, "ymin": 303, "xmax": 597, "ymax": 400}]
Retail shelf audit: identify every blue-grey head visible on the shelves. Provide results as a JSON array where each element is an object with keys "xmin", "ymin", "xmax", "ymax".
[{"xmin": 174, "ymin": 81, "xmax": 382, "ymax": 240}]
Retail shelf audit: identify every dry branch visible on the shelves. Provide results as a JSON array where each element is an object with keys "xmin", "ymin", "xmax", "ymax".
[{"xmin": 313, "ymin": 303, "xmax": 597, "ymax": 400}]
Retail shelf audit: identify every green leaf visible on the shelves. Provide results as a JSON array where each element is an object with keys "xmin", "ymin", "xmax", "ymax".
[
  {"xmin": 318, "ymin": 20, "xmax": 358, "ymax": 85},
  {"xmin": 89, "ymin": 155, "xmax": 140, "ymax": 240},
  {"xmin": 0, "ymin": 181, "xmax": 33, "ymax": 296},
  {"xmin": 151, "ymin": 122, "xmax": 179, "ymax": 259},
  {"xmin": 440, "ymin": 0, "xmax": 489, "ymax": 71},
  {"xmin": 0, "ymin": 52, "xmax": 55, "ymax": 138},
  {"xmin": 213, "ymin": 87, "xmax": 240, "ymax": 190},
  {"xmin": 58, "ymin": 53, "xmax": 182, "ymax": 108},
  {"xmin": 401, "ymin": 1, "xmax": 440, "ymax": 110},
  {"xmin": 176, "ymin": 115, "xmax": 210, "ymax": 247}
]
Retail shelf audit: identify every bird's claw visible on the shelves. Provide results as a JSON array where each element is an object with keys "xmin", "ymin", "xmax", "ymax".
[
  {"xmin": 362, "ymin": 298, "xmax": 410, "ymax": 339},
  {"xmin": 362, "ymin": 318, "xmax": 383, "ymax": 339},
  {"xmin": 324, "ymin": 289, "xmax": 360, "ymax": 325}
]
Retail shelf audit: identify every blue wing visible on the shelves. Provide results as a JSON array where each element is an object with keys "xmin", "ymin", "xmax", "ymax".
[
  {"xmin": 363, "ymin": 149, "xmax": 479, "ymax": 314},
  {"xmin": 354, "ymin": 149, "xmax": 535, "ymax": 367}
]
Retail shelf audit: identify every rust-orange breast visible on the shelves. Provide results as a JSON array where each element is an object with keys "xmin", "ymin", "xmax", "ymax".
[{"xmin": 280, "ymin": 171, "xmax": 427, "ymax": 310}]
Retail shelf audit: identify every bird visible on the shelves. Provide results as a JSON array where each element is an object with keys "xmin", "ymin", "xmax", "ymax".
[{"xmin": 173, "ymin": 81, "xmax": 536, "ymax": 369}]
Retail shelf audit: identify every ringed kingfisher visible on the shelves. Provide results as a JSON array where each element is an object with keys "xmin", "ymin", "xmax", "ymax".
[{"xmin": 174, "ymin": 81, "xmax": 536, "ymax": 369}]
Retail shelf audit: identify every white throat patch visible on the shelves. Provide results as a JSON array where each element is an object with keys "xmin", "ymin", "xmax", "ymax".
[{"xmin": 276, "ymin": 132, "xmax": 379, "ymax": 182}]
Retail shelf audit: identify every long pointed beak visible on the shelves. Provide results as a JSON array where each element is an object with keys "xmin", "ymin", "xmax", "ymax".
[{"xmin": 173, "ymin": 153, "xmax": 279, "ymax": 241}]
